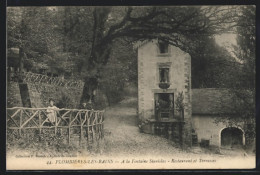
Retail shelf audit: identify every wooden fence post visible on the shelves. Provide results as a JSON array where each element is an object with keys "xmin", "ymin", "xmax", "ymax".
[
  {"xmin": 68, "ymin": 111, "xmax": 71, "ymax": 145},
  {"xmin": 54, "ymin": 110, "xmax": 57, "ymax": 135},
  {"xmin": 39, "ymin": 110, "xmax": 42, "ymax": 134},
  {"xmin": 87, "ymin": 112, "xmax": 90, "ymax": 143},
  {"xmin": 92, "ymin": 112, "xmax": 96, "ymax": 143},
  {"xmin": 100, "ymin": 112, "xmax": 104, "ymax": 139},
  {"xmin": 19, "ymin": 109, "xmax": 22, "ymax": 137},
  {"xmin": 96, "ymin": 112, "xmax": 100, "ymax": 139},
  {"xmin": 7, "ymin": 107, "xmax": 105, "ymax": 148},
  {"xmin": 80, "ymin": 111, "xmax": 83, "ymax": 147},
  {"xmin": 98, "ymin": 112, "xmax": 101, "ymax": 139},
  {"xmin": 86, "ymin": 111, "xmax": 89, "ymax": 143}
]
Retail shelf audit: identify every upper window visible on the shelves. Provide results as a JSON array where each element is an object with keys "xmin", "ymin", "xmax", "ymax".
[
  {"xmin": 157, "ymin": 62, "xmax": 171, "ymax": 85},
  {"xmin": 159, "ymin": 68, "xmax": 169, "ymax": 83},
  {"xmin": 158, "ymin": 40, "xmax": 169, "ymax": 54}
]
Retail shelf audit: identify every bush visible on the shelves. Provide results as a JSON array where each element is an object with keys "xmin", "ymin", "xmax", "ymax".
[
  {"xmin": 56, "ymin": 93, "xmax": 72, "ymax": 108},
  {"xmin": 7, "ymin": 129, "xmax": 73, "ymax": 153}
]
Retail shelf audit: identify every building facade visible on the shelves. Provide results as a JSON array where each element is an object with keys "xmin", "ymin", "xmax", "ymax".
[
  {"xmin": 137, "ymin": 39, "xmax": 192, "ymax": 147},
  {"xmin": 137, "ymin": 40, "xmax": 249, "ymax": 149},
  {"xmin": 192, "ymin": 88, "xmax": 246, "ymax": 148}
]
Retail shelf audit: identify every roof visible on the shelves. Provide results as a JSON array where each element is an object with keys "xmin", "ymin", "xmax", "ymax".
[
  {"xmin": 192, "ymin": 88, "xmax": 236, "ymax": 115},
  {"xmin": 133, "ymin": 40, "xmax": 151, "ymax": 49}
]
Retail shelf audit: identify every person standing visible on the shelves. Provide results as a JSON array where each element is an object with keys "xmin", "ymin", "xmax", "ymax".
[
  {"xmin": 80, "ymin": 101, "xmax": 87, "ymax": 109},
  {"xmin": 46, "ymin": 98, "xmax": 59, "ymax": 125},
  {"xmin": 86, "ymin": 99, "xmax": 94, "ymax": 110}
]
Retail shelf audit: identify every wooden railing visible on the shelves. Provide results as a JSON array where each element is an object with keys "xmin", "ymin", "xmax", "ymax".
[
  {"xmin": 7, "ymin": 107, "xmax": 105, "ymax": 145},
  {"xmin": 14, "ymin": 72, "xmax": 84, "ymax": 88}
]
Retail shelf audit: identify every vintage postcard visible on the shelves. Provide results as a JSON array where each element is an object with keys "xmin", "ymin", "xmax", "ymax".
[{"xmin": 6, "ymin": 5, "xmax": 256, "ymax": 170}]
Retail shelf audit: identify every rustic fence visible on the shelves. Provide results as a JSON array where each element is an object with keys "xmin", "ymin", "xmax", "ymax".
[
  {"xmin": 11, "ymin": 71, "xmax": 84, "ymax": 88},
  {"xmin": 7, "ymin": 107, "xmax": 105, "ymax": 146}
]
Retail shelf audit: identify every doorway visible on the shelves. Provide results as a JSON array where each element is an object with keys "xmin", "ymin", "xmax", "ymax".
[
  {"xmin": 221, "ymin": 127, "xmax": 244, "ymax": 148},
  {"xmin": 154, "ymin": 93, "xmax": 174, "ymax": 121}
]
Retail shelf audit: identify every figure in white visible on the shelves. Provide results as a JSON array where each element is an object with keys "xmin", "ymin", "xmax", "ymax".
[{"xmin": 46, "ymin": 98, "xmax": 59, "ymax": 125}]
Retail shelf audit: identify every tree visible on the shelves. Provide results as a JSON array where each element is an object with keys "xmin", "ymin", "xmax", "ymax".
[
  {"xmin": 86, "ymin": 6, "xmax": 240, "ymax": 67},
  {"xmin": 98, "ymin": 38, "xmax": 137, "ymax": 105},
  {"xmin": 7, "ymin": 6, "xmax": 243, "ymax": 104},
  {"xmin": 7, "ymin": 7, "xmax": 94, "ymax": 77},
  {"xmin": 214, "ymin": 6, "xmax": 255, "ymax": 147},
  {"xmin": 191, "ymin": 35, "xmax": 241, "ymax": 88},
  {"xmin": 81, "ymin": 6, "xmax": 241, "ymax": 102},
  {"xmin": 7, "ymin": 7, "xmax": 62, "ymax": 72}
]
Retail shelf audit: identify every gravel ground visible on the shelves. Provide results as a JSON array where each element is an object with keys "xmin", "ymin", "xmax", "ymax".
[
  {"xmin": 94, "ymin": 97, "xmax": 255, "ymax": 160},
  {"xmin": 6, "ymin": 97, "xmax": 255, "ymax": 169}
]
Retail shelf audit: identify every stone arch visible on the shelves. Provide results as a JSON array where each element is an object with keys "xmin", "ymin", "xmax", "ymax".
[{"xmin": 219, "ymin": 127, "xmax": 245, "ymax": 148}]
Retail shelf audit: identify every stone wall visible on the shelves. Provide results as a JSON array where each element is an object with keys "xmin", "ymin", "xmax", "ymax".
[
  {"xmin": 7, "ymin": 81, "xmax": 83, "ymax": 109},
  {"xmin": 27, "ymin": 83, "xmax": 43, "ymax": 107},
  {"xmin": 31, "ymin": 83, "xmax": 83, "ymax": 108},
  {"xmin": 137, "ymin": 42, "xmax": 145, "ymax": 120},
  {"xmin": 138, "ymin": 40, "xmax": 190, "ymax": 119},
  {"xmin": 7, "ymin": 82, "xmax": 23, "ymax": 107},
  {"xmin": 183, "ymin": 53, "xmax": 192, "ymax": 147},
  {"xmin": 192, "ymin": 115, "xmax": 245, "ymax": 147}
]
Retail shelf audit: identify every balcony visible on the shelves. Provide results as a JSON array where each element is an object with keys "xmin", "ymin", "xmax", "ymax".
[
  {"xmin": 156, "ymin": 109, "xmax": 183, "ymax": 122},
  {"xmin": 158, "ymin": 82, "xmax": 170, "ymax": 89},
  {"xmin": 140, "ymin": 111, "xmax": 185, "ymax": 143}
]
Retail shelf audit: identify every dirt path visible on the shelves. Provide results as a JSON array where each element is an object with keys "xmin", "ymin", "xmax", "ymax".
[
  {"xmin": 98, "ymin": 97, "xmax": 254, "ymax": 160},
  {"xmin": 101, "ymin": 97, "xmax": 184, "ymax": 158},
  {"xmin": 6, "ymin": 97, "xmax": 255, "ymax": 169}
]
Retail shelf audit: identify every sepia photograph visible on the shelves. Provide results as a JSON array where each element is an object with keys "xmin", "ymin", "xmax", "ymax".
[{"xmin": 6, "ymin": 5, "xmax": 256, "ymax": 170}]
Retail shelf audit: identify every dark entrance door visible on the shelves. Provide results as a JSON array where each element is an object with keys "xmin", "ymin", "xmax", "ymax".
[
  {"xmin": 221, "ymin": 127, "xmax": 243, "ymax": 148},
  {"xmin": 154, "ymin": 93, "xmax": 174, "ymax": 121}
]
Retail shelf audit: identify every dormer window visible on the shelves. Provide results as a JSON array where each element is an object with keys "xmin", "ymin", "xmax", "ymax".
[{"xmin": 158, "ymin": 40, "xmax": 169, "ymax": 54}]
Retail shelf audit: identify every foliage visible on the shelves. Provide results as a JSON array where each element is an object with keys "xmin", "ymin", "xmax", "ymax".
[
  {"xmin": 78, "ymin": 6, "xmax": 242, "ymax": 102},
  {"xmin": 175, "ymin": 92, "xmax": 185, "ymax": 112},
  {"xmin": 56, "ymin": 92, "xmax": 72, "ymax": 108},
  {"xmin": 7, "ymin": 6, "xmax": 246, "ymax": 105},
  {"xmin": 7, "ymin": 7, "xmax": 92, "ymax": 76},
  {"xmin": 6, "ymin": 129, "xmax": 71, "ymax": 153},
  {"xmin": 191, "ymin": 36, "xmax": 241, "ymax": 88},
  {"xmin": 98, "ymin": 38, "xmax": 137, "ymax": 105},
  {"xmin": 83, "ymin": 6, "xmax": 241, "ymax": 74},
  {"xmin": 213, "ymin": 6, "xmax": 255, "ymax": 145},
  {"xmin": 7, "ymin": 82, "xmax": 22, "ymax": 107}
]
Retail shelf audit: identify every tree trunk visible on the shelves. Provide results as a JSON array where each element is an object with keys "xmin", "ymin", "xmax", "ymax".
[
  {"xmin": 19, "ymin": 48, "xmax": 24, "ymax": 73},
  {"xmin": 80, "ymin": 7, "xmax": 112, "ymax": 104}
]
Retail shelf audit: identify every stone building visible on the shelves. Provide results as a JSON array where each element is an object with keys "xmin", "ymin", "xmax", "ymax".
[
  {"xmin": 192, "ymin": 88, "xmax": 246, "ymax": 148},
  {"xmin": 136, "ymin": 39, "xmax": 249, "ymax": 149},
  {"xmin": 136, "ymin": 39, "xmax": 192, "ymax": 147}
]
